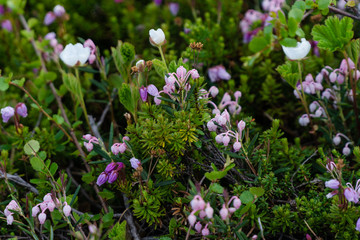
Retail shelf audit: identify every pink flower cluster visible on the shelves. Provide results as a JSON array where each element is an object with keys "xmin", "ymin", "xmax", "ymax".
[
  {"xmin": 207, "ymin": 106, "xmax": 245, "ymax": 152},
  {"xmin": 111, "ymin": 136, "xmax": 130, "ymax": 155},
  {"xmin": 147, "ymin": 66, "xmax": 199, "ymax": 105},
  {"xmin": 32, "ymin": 193, "xmax": 71, "ymax": 224},
  {"xmin": 44, "ymin": 5, "xmax": 66, "ymax": 25},
  {"xmin": 297, "ymin": 58, "xmax": 359, "ymax": 127},
  {"xmin": 44, "ymin": 32, "xmax": 64, "ymax": 57},
  {"xmin": 262, "ymin": 0, "xmax": 285, "ymax": 12},
  {"xmin": 4, "ymin": 200, "xmax": 20, "ymax": 225},
  {"xmin": 83, "ymin": 134, "xmax": 99, "ymax": 152},
  {"xmin": 84, "ymin": 39, "xmax": 96, "ymax": 64},
  {"xmin": 239, "ymin": 10, "xmax": 269, "ymax": 43},
  {"xmin": 96, "ymin": 162, "xmax": 125, "ymax": 186},
  {"xmin": 207, "ymin": 90, "xmax": 242, "ymax": 115},
  {"xmin": 332, "ymin": 133, "xmax": 352, "ymax": 156},
  {"xmin": 187, "ymin": 194, "xmax": 241, "ymax": 236},
  {"xmin": 1, "ymin": 103, "xmax": 28, "ymax": 123}
]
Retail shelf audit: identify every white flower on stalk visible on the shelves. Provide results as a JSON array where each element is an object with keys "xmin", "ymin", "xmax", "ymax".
[
  {"xmin": 149, "ymin": 28, "xmax": 166, "ymax": 46},
  {"xmin": 281, "ymin": 38, "xmax": 311, "ymax": 60},
  {"xmin": 59, "ymin": 43, "xmax": 91, "ymax": 67}
]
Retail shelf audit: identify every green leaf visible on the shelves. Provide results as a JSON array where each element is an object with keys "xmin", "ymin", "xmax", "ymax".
[
  {"xmin": 24, "ymin": 140, "xmax": 40, "ymax": 155},
  {"xmin": 111, "ymin": 41, "xmax": 135, "ymax": 82},
  {"xmin": 118, "ymin": 83, "xmax": 135, "ymax": 113},
  {"xmin": 53, "ymin": 114, "xmax": 64, "ymax": 125},
  {"xmin": 209, "ymin": 183, "xmax": 224, "ymax": 194},
  {"xmin": 62, "ymin": 72, "xmax": 82, "ymax": 103},
  {"xmin": 278, "ymin": 10, "xmax": 286, "ymax": 25},
  {"xmin": 99, "ymin": 190, "xmax": 115, "ymax": 200},
  {"xmin": 11, "ymin": 78, "xmax": 25, "ymax": 87},
  {"xmin": 109, "ymin": 221, "xmax": 127, "ymax": 239},
  {"xmin": 276, "ymin": 61, "xmax": 299, "ymax": 88},
  {"xmin": 240, "ymin": 191, "xmax": 254, "ymax": 204},
  {"xmin": 0, "ymin": 77, "xmax": 9, "ymax": 91},
  {"xmin": 49, "ymin": 162, "xmax": 58, "ymax": 176},
  {"xmin": 288, "ymin": 8, "xmax": 304, "ymax": 22},
  {"xmin": 279, "ymin": 38, "xmax": 297, "ymax": 47},
  {"xmin": 288, "ymin": 17, "xmax": 298, "ymax": 37},
  {"xmin": 345, "ymin": 39, "xmax": 360, "ymax": 66},
  {"xmin": 293, "ymin": 1, "xmax": 306, "ymax": 11},
  {"xmin": 318, "ymin": 0, "xmax": 331, "ymax": 10},
  {"xmin": 249, "ymin": 187, "xmax": 265, "ymax": 197},
  {"xmin": 30, "ymin": 157, "xmax": 44, "ymax": 171},
  {"xmin": 312, "ymin": 16, "xmax": 354, "ymax": 52},
  {"xmin": 152, "ymin": 59, "xmax": 168, "ymax": 77},
  {"xmin": 249, "ymin": 36, "xmax": 268, "ymax": 53},
  {"xmin": 82, "ymin": 171, "xmax": 95, "ymax": 184}
]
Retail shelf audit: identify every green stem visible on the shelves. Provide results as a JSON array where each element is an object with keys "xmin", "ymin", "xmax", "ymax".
[
  {"xmin": 158, "ymin": 46, "xmax": 169, "ymax": 73},
  {"xmin": 75, "ymin": 68, "xmax": 93, "ymax": 134}
]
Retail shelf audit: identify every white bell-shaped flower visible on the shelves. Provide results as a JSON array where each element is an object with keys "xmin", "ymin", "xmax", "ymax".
[
  {"xmin": 281, "ymin": 38, "xmax": 311, "ymax": 60},
  {"xmin": 60, "ymin": 43, "xmax": 90, "ymax": 67}
]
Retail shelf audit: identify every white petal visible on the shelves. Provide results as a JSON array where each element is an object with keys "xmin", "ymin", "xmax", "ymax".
[
  {"xmin": 74, "ymin": 43, "xmax": 90, "ymax": 65},
  {"xmin": 60, "ymin": 43, "xmax": 78, "ymax": 66},
  {"xmin": 281, "ymin": 38, "xmax": 311, "ymax": 60}
]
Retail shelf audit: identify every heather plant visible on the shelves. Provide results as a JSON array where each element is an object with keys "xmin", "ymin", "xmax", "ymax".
[{"xmin": 2, "ymin": 0, "xmax": 360, "ymax": 239}]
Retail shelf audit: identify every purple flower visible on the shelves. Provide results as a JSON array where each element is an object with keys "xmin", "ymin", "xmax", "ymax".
[
  {"xmin": 140, "ymin": 86, "xmax": 148, "ymax": 102},
  {"xmin": 96, "ymin": 172, "xmax": 108, "ymax": 186},
  {"xmin": 1, "ymin": 106, "xmax": 14, "ymax": 123},
  {"xmin": 153, "ymin": 0, "xmax": 162, "ymax": 6},
  {"xmin": 356, "ymin": 217, "xmax": 360, "ymax": 232},
  {"xmin": 130, "ymin": 157, "xmax": 141, "ymax": 169},
  {"xmin": 53, "ymin": 5, "xmax": 65, "ymax": 17},
  {"xmin": 1, "ymin": 20, "xmax": 12, "ymax": 32},
  {"xmin": 7, "ymin": 215, "xmax": 13, "ymax": 225},
  {"xmin": 220, "ymin": 204, "xmax": 229, "ymax": 220},
  {"xmin": 169, "ymin": 2, "xmax": 179, "ymax": 16},
  {"xmin": 15, "ymin": 103, "xmax": 28, "ymax": 118},
  {"xmin": 83, "ymin": 39, "xmax": 96, "ymax": 54},
  {"xmin": 0, "ymin": 5, "xmax": 5, "ymax": 15},
  {"xmin": 325, "ymin": 179, "xmax": 340, "ymax": 189},
  {"xmin": 105, "ymin": 162, "xmax": 117, "ymax": 173},
  {"xmin": 208, "ymin": 65, "xmax": 231, "ymax": 82},
  {"xmin": 44, "ymin": 12, "xmax": 56, "ymax": 25},
  {"xmin": 44, "ymin": 32, "xmax": 56, "ymax": 40},
  {"xmin": 147, "ymin": 84, "xmax": 159, "ymax": 96},
  {"xmin": 111, "ymin": 143, "xmax": 122, "ymax": 155},
  {"xmin": 195, "ymin": 221, "xmax": 202, "ymax": 233},
  {"xmin": 84, "ymin": 142, "xmax": 94, "ymax": 152},
  {"xmin": 201, "ymin": 224, "xmax": 210, "ymax": 236},
  {"xmin": 108, "ymin": 171, "xmax": 119, "ymax": 183}
]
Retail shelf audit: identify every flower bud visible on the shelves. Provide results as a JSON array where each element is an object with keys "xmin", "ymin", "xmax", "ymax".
[
  {"xmin": 333, "ymin": 136, "xmax": 341, "ymax": 146},
  {"xmin": 325, "ymin": 179, "xmax": 340, "ymax": 189},
  {"xmin": 188, "ymin": 213, "xmax": 196, "ymax": 227},
  {"xmin": 233, "ymin": 141, "xmax": 242, "ymax": 152},
  {"xmin": 215, "ymin": 134, "xmax": 223, "ymax": 144},
  {"xmin": 63, "ymin": 204, "xmax": 71, "ymax": 217},
  {"xmin": 84, "ymin": 142, "xmax": 94, "ymax": 152},
  {"xmin": 89, "ymin": 224, "xmax": 97, "ymax": 234},
  {"xmin": 343, "ymin": 146, "xmax": 351, "ymax": 156},
  {"xmin": 2, "ymin": 20, "xmax": 12, "ymax": 32},
  {"xmin": 190, "ymin": 69, "xmax": 200, "ymax": 79},
  {"xmin": 15, "ymin": 103, "xmax": 28, "ymax": 118},
  {"xmin": 194, "ymin": 221, "xmax": 202, "ymax": 233},
  {"xmin": 281, "ymin": 38, "xmax": 311, "ymax": 60},
  {"xmin": 139, "ymin": 86, "xmax": 148, "ymax": 102},
  {"xmin": 1, "ymin": 106, "xmax": 14, "ymax": 123},
  {"xmin": 105, "ymin": 162, "xmax": 117, "ymax": 173},
  {"xmin": 32, "ymin": 206, "xmax": 40, "ymax": 217},
  {"xmin": 130, "ymin": 157, "xmax": 141, "ymax": 169},
  {"xmin": 147, "ymin": 84, "xmax": 159, "ymax": 96},
  {"xmin": 38, "ymin": 212, "xmax": 47, "ymax": 224},
  {"xmin": 205, "ymin": 203, "xmax": 213, "ymax": 219},
  {"xmin": 207, "ymin": 121, "xmax": 217, "ymax": 132},
  {"xmin": 190, "ymin": 195, "xmax": 205, "ymax": 211},
  {"xmin": 237, "ymin": 120, "xmax": 246, "ymax": 132},
  {"xmin": 96, "ymin": 172, "xmax": 108, "ymax": 186},
  {"xmin": 7, "ymin": 215, "xmax": 14, "ymax": 225},
  {"xmin": 356, "ymin": 217, "xmax": 360, "ymax": 232},
  {"xmin": 53, "ymin": 5, "xmax": 65, "ymax": 17},
  {"xmin": 201, "ymin": 225, "xmax": 210, "ymax": 236},
  {"xmin": 108, "ymin": 171, "xmax": 119, "ymax": 184},
  {"xmin": 169, "ymin": 2, "xmax": 180, "ymax": 16},
  {"xmin": 209, "ymin": 86, "xmax": 219, "ymax": 98},
  {"xmin": 44, "ymin": 12, "xmax": 56, "ymax": 25},
  {"xmin": 149, "ymin": 28, "xmax": 166, "ymax": 46},
  {"xmin": 329, "ymin": 72, "xmax": 337, "ymax": 83},
  {"xmin": 222, "ymin": 135, "xmax": 230, "ymax": 146},
  {"xmin": 233, "ymin": 197, "xmax": 241, "ymax": 209},
  {"xmin": 47, "ymin": 201, "xmax": 56, "ymax": 212},
  {"xmin": 220, "ymin": 204, "xmax": 229, "ymax": 220}
]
